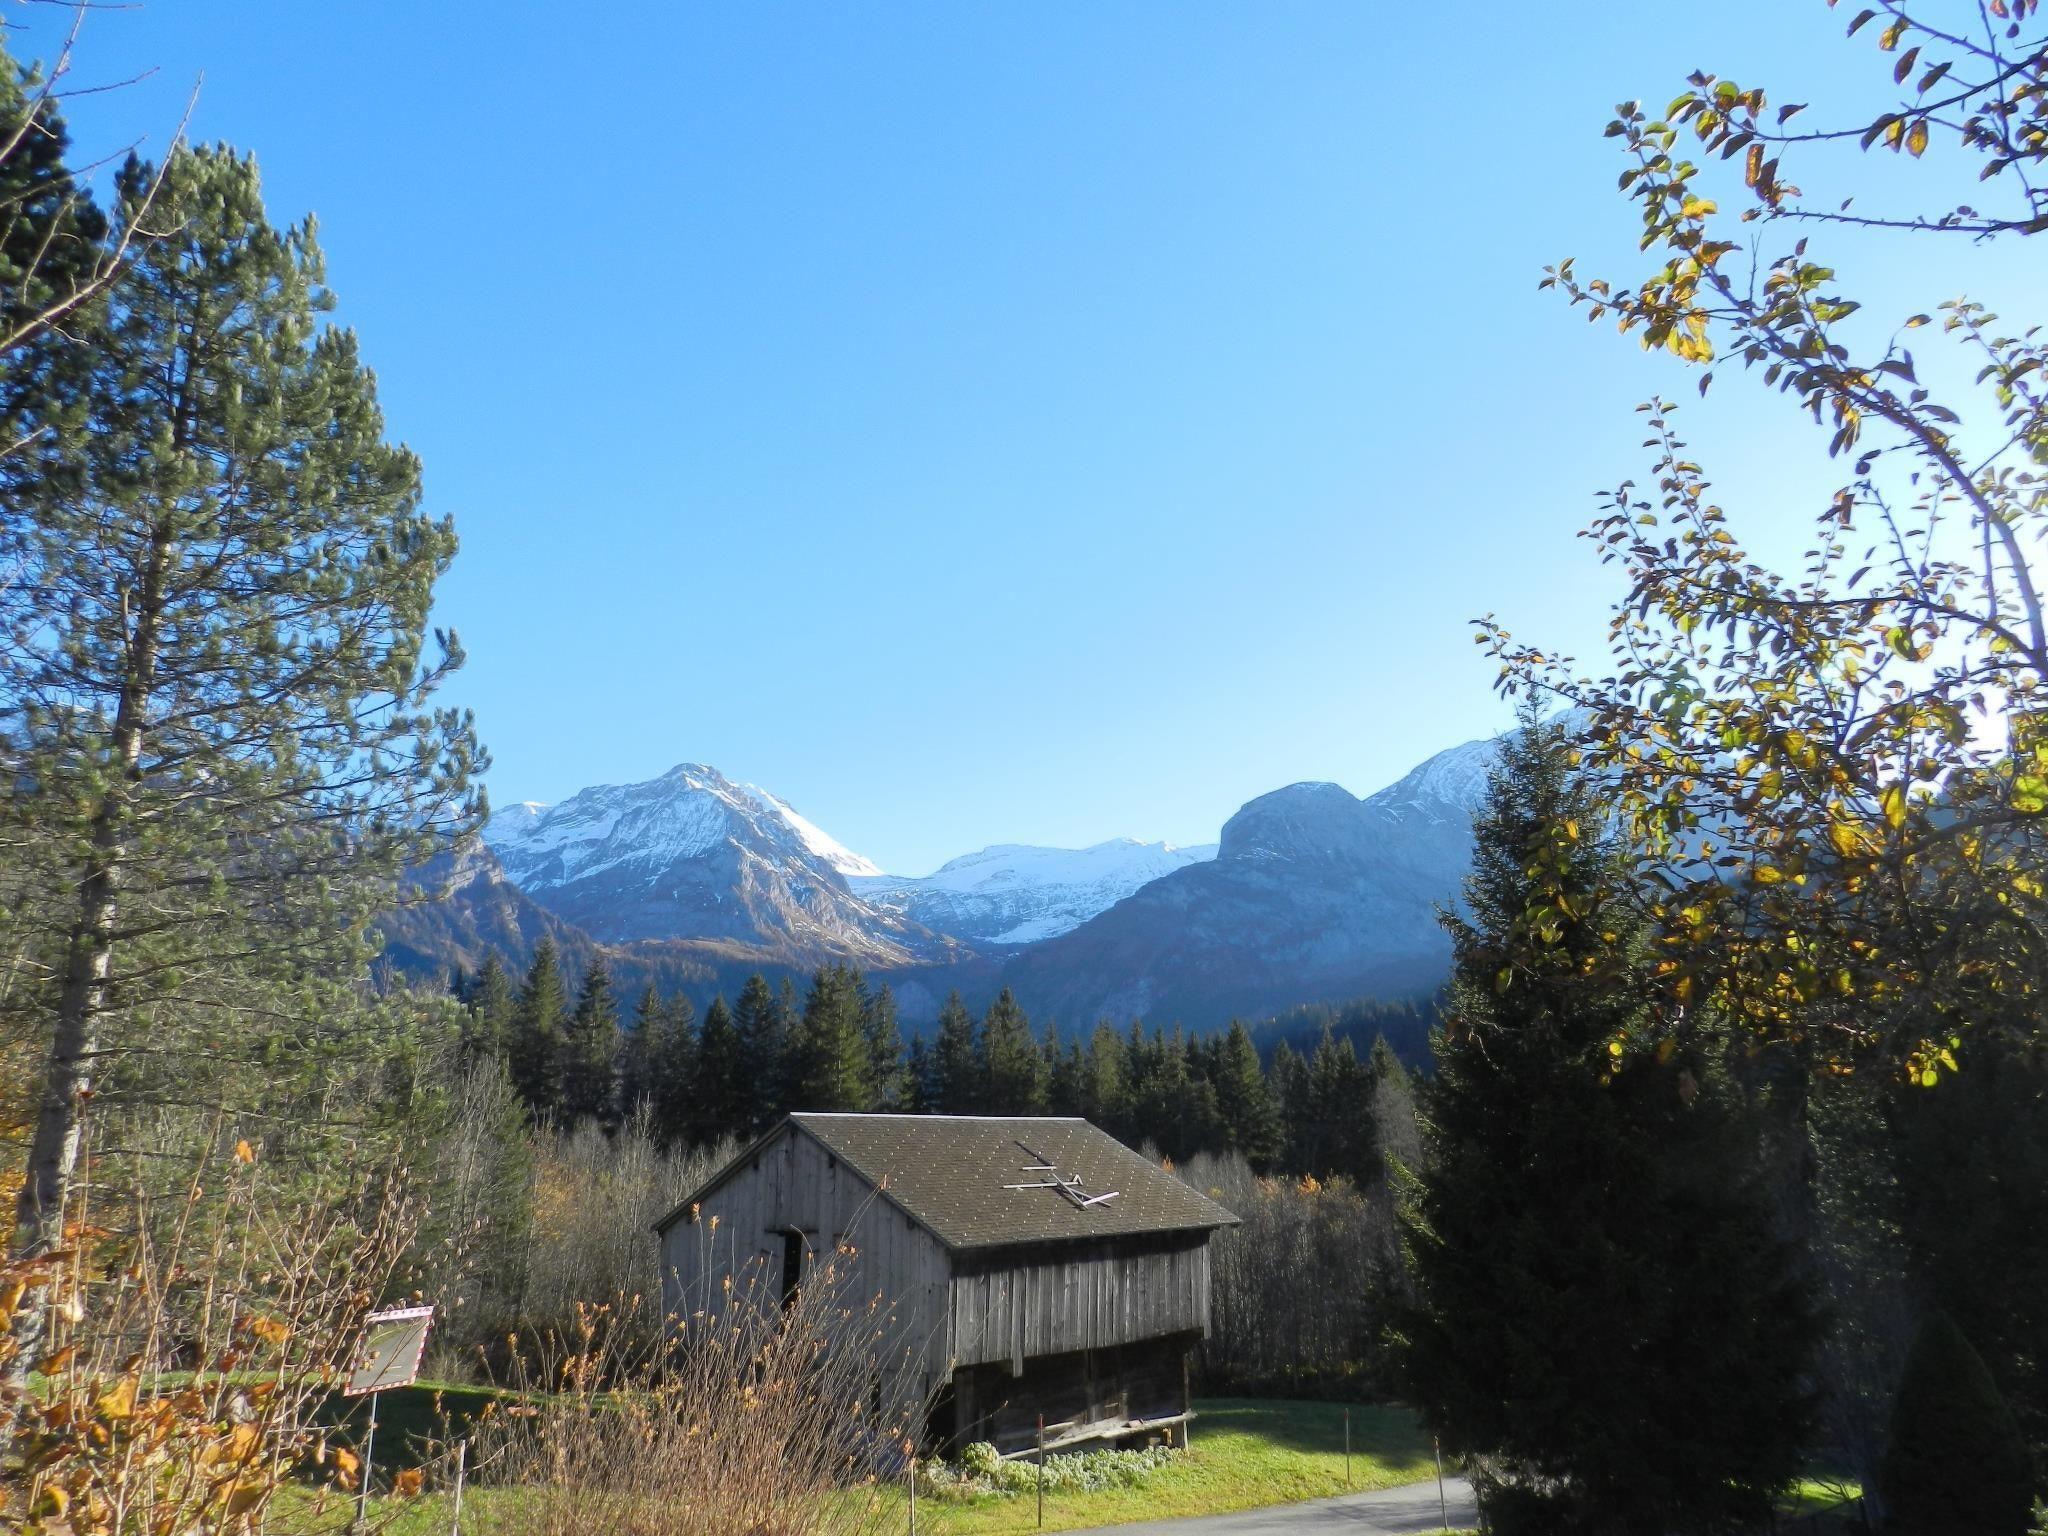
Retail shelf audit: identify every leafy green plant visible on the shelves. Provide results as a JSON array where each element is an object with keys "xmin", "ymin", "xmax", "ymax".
[{"xmin": 921, "ymin": 1442, "xmax": 1182, "ymax": 1502}]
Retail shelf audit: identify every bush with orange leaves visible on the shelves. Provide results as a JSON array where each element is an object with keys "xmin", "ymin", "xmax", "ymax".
[{"xmin": 2, "ymin": 1133, "xmax": 422, "ymax": 1534}]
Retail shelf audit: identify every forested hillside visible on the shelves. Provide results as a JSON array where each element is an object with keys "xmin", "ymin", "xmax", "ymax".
[{"xmin": 444, "ymin": 942, "xmax": 1429, "ymax": 1175}]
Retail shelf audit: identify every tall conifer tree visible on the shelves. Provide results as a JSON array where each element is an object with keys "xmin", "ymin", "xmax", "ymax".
[
  {"xmin": 789, "ymin": 964, "xmax": 871, "ymax": 1112},
  {"xmin": 510, "ymin": 939, "xmax": 568, "ymax": 1118},
  {"xmin": 618, "ymin": 983, "xmax": 664, "ymax": 1116},
  {"xmin": 733, "ymin": 974, "xmax": 787, "ymax": 1133},
  {"xmin": 650, "ymin": 992, "xmax": 697, "ymax": 1149},
  {"xmin": 981, "ymin": 988, "xmax": 1045, "ymax": 1114},
  {"xmin": 1214, "ymin": 1020, "xmax": 1281, "ymax": 1169},
  {"xmin": 4, "ymin": 145, "xmax": 482, "ymax": 1263},
  {"xmin": 862, "ymin": 982, "xmax": 904, "ymax": 1110},
  {"xmin": 559, "ymin": 957, "xmax": 621, "ymax": 1126},
  {"xmin": 694, "ymin": 994, "xmax": 746, "ymax": 1144},
  {"xmin": 1083, "ymin": 1022, "xmax": 1129, "ymax": 1135},
  {"xmin": 932, "ymin": 992, "xmax": 981, "ymax": 1114},
  {"xmin": 461, "ymin": 953, "xmax": 516, "ymax": 1064},
  {"xmin": 1397, "ymin": 709, "xmax": 1817, "ymax": 1532}
]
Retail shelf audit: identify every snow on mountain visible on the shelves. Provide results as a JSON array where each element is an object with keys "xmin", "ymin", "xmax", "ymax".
[
  {"xmin": 735, "ymin": 785, "xmax": 883, "ymax": 879},
  {"xmin": 853, "ymin": 839, "xmax": 1218, "ymax": 946},
  {"xmin": 1361, "ymin": 734, "xmax": 1499, "ymax": 826},
  {"xmin": 479, "ymin": 763, "xmax": 927, "ymax": 960}
]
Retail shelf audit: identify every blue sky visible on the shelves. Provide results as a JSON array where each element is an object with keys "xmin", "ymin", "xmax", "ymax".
[{"xmin": 31, "ymin": 3, "xmax": 2039, "ymax": 874}]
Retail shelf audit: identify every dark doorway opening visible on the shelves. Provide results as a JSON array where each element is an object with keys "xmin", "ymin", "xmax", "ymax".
[{"xmin": 780, "ymin": 1230, "xmax": 804, "ymax": 1309}]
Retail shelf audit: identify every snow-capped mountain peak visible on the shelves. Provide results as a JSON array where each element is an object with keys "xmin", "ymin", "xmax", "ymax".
[
  {"xmin": 729, "ymin": 780, "xmax": 882, "ymax": 879},
  {"xmin": 852, "ymin": 837, "xmax": 1217, "ymax": 946},
  {"xmin": 476, "ymin": 762, "xmax": 921, "ymax": 959}
]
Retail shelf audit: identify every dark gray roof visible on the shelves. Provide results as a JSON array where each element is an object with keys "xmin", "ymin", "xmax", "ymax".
[{"xmin": 659, "ymin": 1114, "xmax": 1237, "ymax": 1252}]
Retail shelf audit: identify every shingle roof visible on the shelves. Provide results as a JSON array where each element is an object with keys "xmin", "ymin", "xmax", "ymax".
[{"xmin": 659, "ymin": 1114, "xmax": 1237, "ymax": 1252}]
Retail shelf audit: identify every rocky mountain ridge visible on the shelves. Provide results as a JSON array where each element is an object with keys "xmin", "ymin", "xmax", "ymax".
[{"xmin": 388, "ymin": 728, "xmax": 1511, "ymax": 1027}]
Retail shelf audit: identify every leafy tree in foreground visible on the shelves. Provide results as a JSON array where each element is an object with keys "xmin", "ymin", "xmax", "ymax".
[
  {"xmin": 3, "ymin": 146, "xmax": 481, "ymax": 1280},
  {"xmin": 1486, "ymin": 1, "xmax": 2048, "ymax": 1079},
  {"xmin": 1878, "ymin": 1310, "xmax": 2034, "ymax": 1536},
  {"xmin": 1398, "ymin": 711, "xmax": 1817, "ymax": 1534}
]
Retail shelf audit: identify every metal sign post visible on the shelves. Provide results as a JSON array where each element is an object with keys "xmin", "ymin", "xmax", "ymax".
[
  {"xmin": 450, "ymin": 1438, "xmax": 468, "ymax": 1536},
  {"xmin": 343, "ymin": 1304, "xmax": 435, "ymax": 1531},
  {"xmin": 1036, "ymin": 1413, "xmax": 1046, "ymax": 1529}
]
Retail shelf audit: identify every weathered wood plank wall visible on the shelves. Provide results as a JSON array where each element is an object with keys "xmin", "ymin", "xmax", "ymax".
[{"xmin": 948, "ymin": 1235, "xmax": 1212, "ymax": 1371}]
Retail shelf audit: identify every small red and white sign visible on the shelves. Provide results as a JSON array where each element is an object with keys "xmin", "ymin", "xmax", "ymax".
[{"xmin": 344, "ymin": 1305, "xmax": 435, "ymax": 1397}]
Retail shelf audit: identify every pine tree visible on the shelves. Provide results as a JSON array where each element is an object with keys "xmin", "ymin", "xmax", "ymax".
[
  {"xmin": 1045, "ymin": 1022, "xmax": 1087, "ymax": 1117},
  {"xmin": 1129, "ymin": 1026, "xmax": 1221, "ymax": 1161},
  {"xmin": 1879, "ymin": 1311, "xmax": 2034, "ymax": 1536},
  {"xmin": 932, "ymin": 992, "xmax": 981, "ymax": 1114},
  {"xmin": 862, "ymin": 982, "xmax": 904, "ymax": 1110},
  {"xmin": 694, "ymin": 995, "xmax": 747, "ymax": 1144},
  {"xmin": 902, "ymin": 1036, "xmax": 934, "ymax": 1113},
  {"xmin": 0, "ymin": 34, "xmax": 110, "ymax": 372},
  {"xmin": 4, "ymin": 145, "xmax": 481, "ymax": 1264},
  {"xmin": 733, "ymin": 974, "xmax": 787, "ymax": 1133},
  {"xmin": 1214, "ymin": 1020, "xmax": 1282, "ymax": 1169},
  {"xmin": 559, "ymin": 957, "xmax": 621, "ymax": 1126},
  {"xmin": 982, "ymin": 988, "xmax": 1046, "ymax": 1114},
  {"xmin": 510, "ymin": 940, "xmax": 569, "ymax": 1118},
  {"xmin": 776, "ymin": 977, "xmax": 803, "ymax": 1110},
  {"xmin": 618, "ymin": 984, "xmax": 664, "ymax": 1115},
  {"xmin": 461, "ymin": 953, "xmax": 516, "ymax": 1064},
  {"xmin": 1397, "ymin": 709, "xmax": 1818, "ymax": 1533},
  {"xmin": 1268, "ymin": 1039, "xmax": 1309, "ymax": 1172},
  {"xmin": 788, "ymin": 964, "xmax": 872, "ymax": 1112},
  {"xmin": 650, "ymin": 992, "xmax": 698, "ymax": 1149},
  {"xmin": 1083, "ymin": 1023, "xmax": 1129, "ymax": 1136},
  {"xmin": 1301, "ymin": 1026, "xmax": 1375, "ymax": 1184}
]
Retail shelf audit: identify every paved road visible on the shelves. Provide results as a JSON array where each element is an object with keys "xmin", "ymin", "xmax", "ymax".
[{"xmin": 1061, "ymin": 1476, "xmax": 1478, "ymax": 1535}]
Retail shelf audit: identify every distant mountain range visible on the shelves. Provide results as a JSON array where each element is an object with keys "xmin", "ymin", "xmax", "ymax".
[
  {"xmin": 851, "ymin": 840, "xmax": 1217, "ymax": 947},
  {"xmin": 381, "ymin": 728, "xmax": 1508, "ymax": 1029}
]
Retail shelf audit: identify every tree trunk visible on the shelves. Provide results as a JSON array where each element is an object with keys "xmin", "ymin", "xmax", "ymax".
[{"xmin": 7, "ymin": 521, "xmax": 168, "ymax": 1379}]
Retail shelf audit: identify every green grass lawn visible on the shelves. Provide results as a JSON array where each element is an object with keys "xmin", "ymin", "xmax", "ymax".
[
  {"xmin": 318, "ymin": 1397, "xmax": 1446, "ymax": 1536},
  {"xmin": 863, "ymin": 1398, "xmax": 1443, "ymax": 1534}
]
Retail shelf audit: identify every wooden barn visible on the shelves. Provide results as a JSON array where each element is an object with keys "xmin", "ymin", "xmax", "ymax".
[{"xmin": 653, "ymin": 1113, "xmax": 1237, "ymax": 1455}]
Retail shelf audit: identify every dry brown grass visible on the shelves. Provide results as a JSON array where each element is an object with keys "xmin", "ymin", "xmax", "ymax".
[{"xmin": 463, "ymin": 1237, "xmax": 920, "ymax": 1536}]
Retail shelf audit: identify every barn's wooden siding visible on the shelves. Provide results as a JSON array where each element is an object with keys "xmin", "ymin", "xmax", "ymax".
[
  {"xmin": 659, "ymin": 1124, "xmax": 953, "ymax": 1403},
  {"xmin": 948, "ymin": 1232, "xmax": 1212, "ymax": 1371}
]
